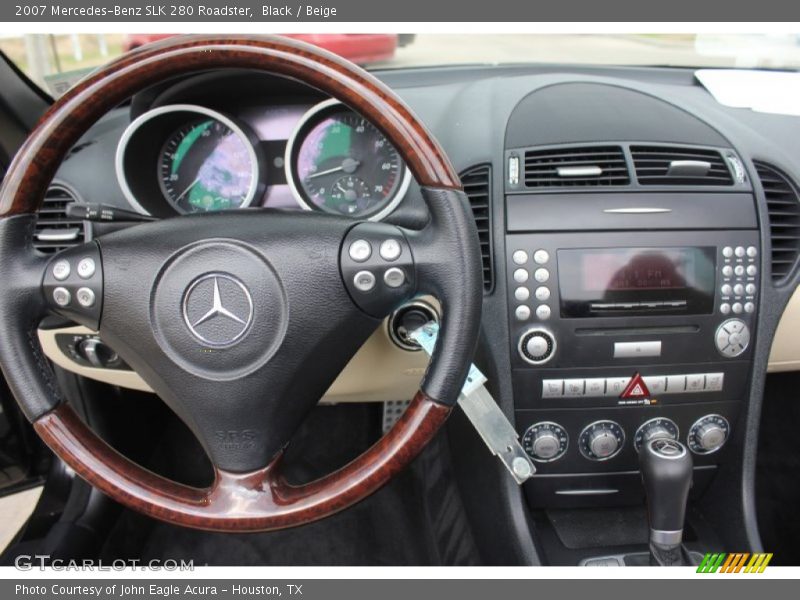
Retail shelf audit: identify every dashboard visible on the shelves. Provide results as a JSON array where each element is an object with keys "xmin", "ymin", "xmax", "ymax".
[{"xmin": 36, "ymin": 64, "xmax": 800, "ymax": 519}]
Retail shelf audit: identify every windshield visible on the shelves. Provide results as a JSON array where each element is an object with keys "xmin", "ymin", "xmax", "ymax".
[{"xmin": 2, "ymin": 33, "xmax": 799, "ymax": 97}]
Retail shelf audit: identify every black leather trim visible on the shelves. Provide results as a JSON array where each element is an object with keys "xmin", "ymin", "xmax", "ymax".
[
  {"xmin": 0, "ymin": 215, "xmax": 62, "ymax": 421},
  {"xmin": 413, "ymin": 187, "xmax": 483, "ymax": 406}
]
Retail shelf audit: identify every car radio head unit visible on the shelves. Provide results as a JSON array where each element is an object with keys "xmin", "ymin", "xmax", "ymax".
[{"xmin": 557, "ymin": 246, "xmax": 716, "ymax": 318}]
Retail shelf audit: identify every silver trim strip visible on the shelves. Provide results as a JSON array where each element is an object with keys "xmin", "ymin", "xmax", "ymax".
[
  {"xmin": 603, "ymin": 207, "xmax": 672, "ymax": 214},
  {"xmin": 667, "ymin": 159, "xmax": 711, "ymax": 176},
  {"xmin": 284, "ymin": 98, "xmax": 412, "ymax": 222},
  {"xmin": 650, "ymin": 529, "xmax": 683, "ymax": 546},
  {"xmin": 555, "ymin": 488, "xmax": 618, "ymax": 496},
  {"xmin": 35, "ymin": 228, "xmax": 81, "ymax": 242},
  {"xmin": 557, "ymin": 165, "xmax": 602, "ymax": 177},
  {"xmin": 115, "ymin": 104, "xmax": 261, "ymax": 216}
]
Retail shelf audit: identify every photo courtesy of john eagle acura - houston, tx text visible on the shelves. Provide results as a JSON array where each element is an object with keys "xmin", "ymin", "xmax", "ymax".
[{"xmin": 0, "ymin": 30, "xmax": 798, "ymax": 571}]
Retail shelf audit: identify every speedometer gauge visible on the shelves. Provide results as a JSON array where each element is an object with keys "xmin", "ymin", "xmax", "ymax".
[
  {"xmin": 159, "ymin": 116, "xmax": 257, "ymax": 214},
  {"xmin": 287, "ymin": 100, "xmax": 411, "ymax": 220}
]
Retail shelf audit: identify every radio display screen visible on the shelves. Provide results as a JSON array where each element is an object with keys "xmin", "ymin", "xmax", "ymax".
[{"xmin": 558, "ymin": 247, "xmax": 716, "ymax": 318}]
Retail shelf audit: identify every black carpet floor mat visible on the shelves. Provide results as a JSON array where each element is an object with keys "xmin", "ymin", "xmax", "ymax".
[{"xmin": 100, "ymin": 403, "xmax": 480, "ymax": 566}]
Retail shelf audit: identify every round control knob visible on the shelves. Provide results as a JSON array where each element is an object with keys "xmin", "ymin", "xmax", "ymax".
[
  {"xmin": 522, "ymin": 421, "xmax": 568, "ymax": 462},
  {"xmin": 714, "ymin": 318, "xmax": 750, "ymax": 358},
  {"xmin": 687, "ymin": 414, "xmax": 730, "ymax": 455},
  {"xmin": 518, "ymin": 329, "xmax": 556, "ymax": 365},
  {"xmin": 579, "ymin": 420, "xmax": 625, "ymax": 461},
  {"xmin": 634, "ymin": 417, "xmax": 679, "ymax": 453}
]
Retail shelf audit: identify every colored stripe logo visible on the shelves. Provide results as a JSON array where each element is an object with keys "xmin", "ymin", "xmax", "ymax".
[{"xmin": 697, "ymin": 552, "xmax": 772, "ymax": 573}]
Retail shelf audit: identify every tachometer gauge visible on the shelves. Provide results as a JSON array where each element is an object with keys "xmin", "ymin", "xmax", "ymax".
[
  {"xmin": 287, "ymin": 100, "xmax": 411, "ymax": 220},
  {"xmin": 159, "ymin": 115, "xmax": 258, "ymax": 214}
]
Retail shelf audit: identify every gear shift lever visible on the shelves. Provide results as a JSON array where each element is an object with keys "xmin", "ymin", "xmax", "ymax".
[{"xmin": 639, "ymin": 437, "xmax": 693, "ymax": 566}]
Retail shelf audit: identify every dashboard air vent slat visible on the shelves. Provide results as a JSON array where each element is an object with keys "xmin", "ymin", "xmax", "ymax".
[
  {"xmin": 460, "ymin": 165, "xmax": 493, "ymax": 292},
  {"xmin": 754, "ymin": 161, "xmax": 800, "ymax": 282},
  {"xmin": 34, "ymin": 185, "xmax": 85, "ymax": 254},
  {"xmin": 631, "ymin": 146, "xmax": 733, "ymax": 185},
  {"xmin": 523, "ymin": 146, "xmax": 630, "ymax": 188}
]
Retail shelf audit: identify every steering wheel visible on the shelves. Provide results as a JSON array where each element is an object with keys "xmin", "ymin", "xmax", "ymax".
[{"xmin": 0, "ymin": 36, "xmax": 482, "ymax": 531}]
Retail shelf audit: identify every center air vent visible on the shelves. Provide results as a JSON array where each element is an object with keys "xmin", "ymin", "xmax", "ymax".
[
  {"xmin": 754, "ymin": 161, "xmax": 800, "ymax": 282},
  {"xmin": 523, "ymin": 146, "xmax": 630, "ymax": 188},
  {"xmin": 34, "ymin": 185, "xmax": 86, "ymax": 254},
  {"xmin": 631, "ymin": 146, "xmax": 733, "ymax": 186},
  {"xmin": 460, "ymin": 165, "xmax": 493, "ymax": 292}
]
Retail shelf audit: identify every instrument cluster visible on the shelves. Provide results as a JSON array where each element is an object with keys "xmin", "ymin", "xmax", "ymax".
[{"xmin": 115, "ymin": 100, "xmax": 411, "ymax": 219}]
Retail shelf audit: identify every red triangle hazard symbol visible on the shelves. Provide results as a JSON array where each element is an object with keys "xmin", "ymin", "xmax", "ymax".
[{"xmin": 620, "ymin": 372, "xmax": 650, "ymax": 399}]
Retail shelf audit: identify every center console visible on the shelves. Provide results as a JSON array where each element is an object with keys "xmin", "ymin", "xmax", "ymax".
[{"xmin": 503, "ymin": 148, "xmax": 759, "ymax": 510}]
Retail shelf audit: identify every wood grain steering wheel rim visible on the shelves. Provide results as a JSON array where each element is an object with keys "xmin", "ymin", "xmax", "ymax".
[{"xmin": 0, "ymin": 35, "xmax": 483, "ymax": 532}]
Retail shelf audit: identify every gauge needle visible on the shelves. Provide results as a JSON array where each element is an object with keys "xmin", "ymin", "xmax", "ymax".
[
  {"xmin": 174, "ymin": 176, "xmax": 201, "ymax": 203},
  {"xmin": 307, "ymin": 159, "xmax": 361, "ymax": 180}
]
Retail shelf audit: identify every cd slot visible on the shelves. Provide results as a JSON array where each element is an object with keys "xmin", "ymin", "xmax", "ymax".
[
  {"xmin": 589, "ymin": 300, "xmax": 687, "ymax": 313},
  {"xmin": 574, "ymin": 325, "xmax": 700, "ymax": 337}
]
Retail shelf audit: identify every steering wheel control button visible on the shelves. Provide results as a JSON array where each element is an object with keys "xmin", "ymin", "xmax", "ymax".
[
  {"xmin": 515, "ymin": 305, "xmax": 531, "ymax": 321},
  {"xmin": 76, "ymin": 287, "xmax": 96, "ymax": 308},
  {"xmin": 53, "ymin": 287, "xmax": 71, "ymax": 307},
  {"xmin": 533, "ymin": 249, "xmax": 550, "ymax": 264},
  {"xmin": 77, "ymin": 257, "xmax": 96, "ymax": 279},
  {"xmin": 579, "ymin": 420, "xmax": 625, "ymax": 461},
  {"xmin": 513, "ymin": 268, "xmax": 529, "ymax": 283},
  {"xmin": 354, "ymin": 270, "xmax": 376, "ymax": 292},
  {"xmin": 52, "ymin": 260, "xmax": 71, "ymax": 281},
  {"xmin": 519, "ymin": 329, "xmax": 556, "ymax": 365},
  {"xmin": 383, "ymin": 267, "xmax": 405, "ymax": 288},
  {"xmin": 715, "ymin": 318, "xmax": 750, "ymax": 358},
  {"xmin": 348, "ymin": 239, "xmax": 372, "ymax": 262},
  {"xmin": 533, "ymin": 268, "xmax": 550, "ymax": 283},
  {"xmin": 535, "ymin": 304, "xmax": 551, "ymax": 320},
  {"xmin": 512, "ymin": 250, "xmax": 528, "ymax": 265},
  {"xmin": 379, "ymin": 239, "xmax": 402, "ymax": 261},
  {"xmin": 523, "ymin": 422, "xmax": 568, "ymax": 462},
  {"xmin": 514, "ymin": 286, "xmax": 530, "ymax": 302}
]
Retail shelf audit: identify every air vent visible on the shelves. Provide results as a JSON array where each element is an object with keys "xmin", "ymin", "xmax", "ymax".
[
  {"xmin": 754, "ymin": 161, "xmax": 800, "ymax": 282},
  {"xmin": 460, "ymin": 165, "xmax": 493, "ymax": 292},
  {"xmin": 34, "ymin": 185, "xmax": 85, "ymax": 254},
  {"xmin": 523, "ymin": 146, "xmax": 630, "ymax": 188},
  {"xmin": 631, "ymin": 146, "xmax": 733, "ymax": 186}
]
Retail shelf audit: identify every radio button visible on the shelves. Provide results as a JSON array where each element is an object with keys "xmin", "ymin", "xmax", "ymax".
[
  {"xmin": 732, "ymin": 302, "xmax": 743, "ymax": 314},
  {"xmin": 585, "ymin": 378, "xmax": 606, "ymax": 396},
  {"xmin": 744, "ymin": 302, "xmax": 755, "ymax": 313},
  {"xmin": 733, "ymin": 283, "xmax": 745, "ymax": 296},
  {"xmin": 686, "ymin": 374, "xmax": 705, "ymax": 392},
  {"xmin": 721, "ymin": 284, "xmax": 733, "ymax": 296},
  {"xmin": 613, "ymin": 341, "xmax": 662, "ymax": 359},
  {"xmin": 542, "ymin": 380, "xmax": 564, "ymax": 398},
  {"xmin": 705, "ymin": 373, "xmax": 725, "ymax": 392},
  {"xmin": 747, "ymin": 246, "xmax": 758, "ymax": 257},
  {"xmin": 605, "ymin": 377, "xmax": 629, "ymax": 397},
  {"xmin": 533, "ymin": 249, "xmax": 550, "ymax": 265},
  {"xmin": 745, "ymin": 283, "xmax": 757, "ymax": 295},
  {"xmin": 535, "ymin": 305, "xmax": 552, "ymax": 320},
  {"xmin": 666, "ymin": 375, "xmax": 687, "ymax": 393},
  {"xmin": 515, "ymin": 305, "xmax": 531, "ymax": 321},
  {"xmin": 535, "ymin": 286, "xmax": 550, "ymax": 301},
  {"xmin": 514, "ymin": 287, "xmax": 530, "ymax": 301},
  {"xmin": 747, "ymin": 265, "xmax": 758, "ymax": 277},
  {"xmin": 735, "ymin": 246, "xmax": 746, "ymax": 257},
  {"xmin": 722, "ymin": 265, "xmax": 733, "ymax": 277},
  {"xmin": 720, "ymin": 303, "xmax": 731, "ymax": 315},
  {"xmin": 533, "ymin": 268, "xmax": 550, "ymax": 283},
  {"xmin": 564, "ymin": 379, "xmax": 585, "ymax": 397},
  {"xmin": 722, "ymin": 246, "xmax": 734, "ymax": 258},
  {"xmin": 513, "ymin": 268, "xmax": 529, "ymax": 283},
  {"xmin": 512, "ymin": 250, "xmax": 529, "ymax": 265},
  {"xmin": 643, "ymin": 376, "xmax": 667, "ymax": 395},
  {"xmin": 734, "ymin": 265, "xmax": 745, "ymax": 277}
]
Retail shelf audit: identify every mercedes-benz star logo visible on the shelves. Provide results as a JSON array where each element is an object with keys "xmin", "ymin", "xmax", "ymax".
[{"xmin": 182, "ymin": 273, "xmax": 254, "ymax": 347}]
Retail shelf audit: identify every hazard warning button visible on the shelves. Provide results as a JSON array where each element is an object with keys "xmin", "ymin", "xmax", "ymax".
[{"xmin": 620, "ymin": 372, "xmax": 651, "ymax": 399}]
